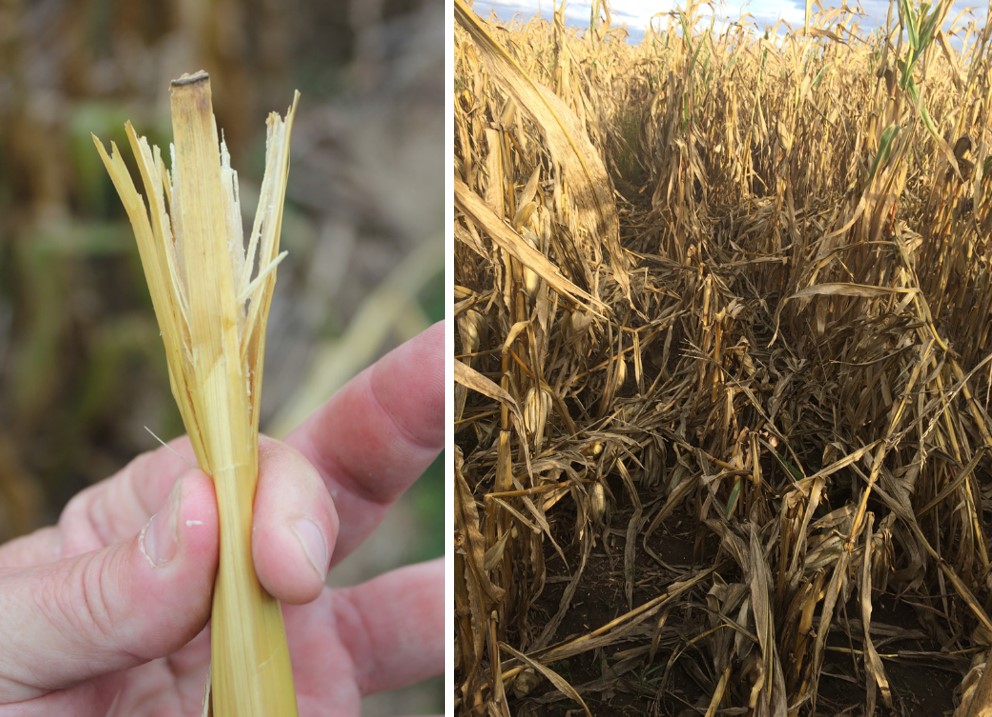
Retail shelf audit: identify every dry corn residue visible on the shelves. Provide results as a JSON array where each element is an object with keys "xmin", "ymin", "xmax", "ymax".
[{"xmin": 454, "ymin": 1, "xmax": 992, "ymax": 715}]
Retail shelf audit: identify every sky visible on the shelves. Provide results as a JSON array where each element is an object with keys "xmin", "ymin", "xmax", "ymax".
[{"xmin": 470, "ymin": 0, "xmax": 986, "ymax": 43}]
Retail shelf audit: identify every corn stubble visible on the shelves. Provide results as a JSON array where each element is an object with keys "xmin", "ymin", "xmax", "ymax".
[
  {"xmin": 455, "ymin": 0, "xmax": 992, "ymax": 715},
  {"xmin": 94, "ymin": 71, "xmax": 300, "ymax": 716}
]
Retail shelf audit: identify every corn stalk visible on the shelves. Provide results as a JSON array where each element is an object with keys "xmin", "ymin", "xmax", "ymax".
[{"xmin": 93, "ymin": 71, "xmax": 300, "ymax": 717}]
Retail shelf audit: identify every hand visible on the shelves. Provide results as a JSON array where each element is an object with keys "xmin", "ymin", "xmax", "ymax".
[{"xmin": 0, "ymin": 321, "xmax": 444, "ymax": 716}]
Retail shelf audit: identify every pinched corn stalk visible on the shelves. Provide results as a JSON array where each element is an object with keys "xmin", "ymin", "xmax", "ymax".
[{"xmin": 93, "ymin": 70, "xmax": 300, "ymax": 717}]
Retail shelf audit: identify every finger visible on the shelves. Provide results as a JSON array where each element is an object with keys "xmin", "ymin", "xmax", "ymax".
[
  {"xmin": 0, "ymin": 440, "xmax": 197, "ymax": 570},
  {"xmin": 0, "ymin": 526, "xmax": 61, "ymax": 569},
  {"xmin": 62, "ymin": 440, "xmax": 198, "ymax": 557},
  {"xmin": 334, "ymin": 558, "xmax": 444, "ymax": 695},
  {"xmin": 0, "ymin": 472, "xmax": 218, "ymax": 702},
  {"xmin": 252, "ymin": 438, "xmax": 339, "ymax": 604},
  {"xmin": 286, "ymin": 321, "xmax": 444, "ymax": 564},
  {"xmin": 0, "ymin": 677, "xmax": 120, "ymax": 717}
]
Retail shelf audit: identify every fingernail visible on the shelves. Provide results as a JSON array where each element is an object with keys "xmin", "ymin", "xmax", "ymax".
[
  {"xmin": 293, "ymin": 518, "xmax": 329, "ymax": 581},
  {"xmin": 140, "ymin": 481, "xmax": 182, "ymax": 567}
]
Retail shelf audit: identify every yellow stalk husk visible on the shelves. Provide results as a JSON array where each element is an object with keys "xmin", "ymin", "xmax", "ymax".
[{"xmin": 93, "ymin": 70, "xmax": 300, "ymax": 717}]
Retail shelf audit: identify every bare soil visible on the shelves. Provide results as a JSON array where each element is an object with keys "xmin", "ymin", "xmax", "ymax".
[{"xmin": 510, "ymin": 500, "xmax": 967, "ymax": 716}]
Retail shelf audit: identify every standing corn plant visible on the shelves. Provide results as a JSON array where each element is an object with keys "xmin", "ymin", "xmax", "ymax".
[{"xmin": 92, "ymin": 71, "xmax": 300, "ymax": 717}]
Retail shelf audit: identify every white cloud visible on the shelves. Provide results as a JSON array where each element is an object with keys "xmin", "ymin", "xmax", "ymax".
[
  {"xmin": 471, "ymin": 0, "xmax": 986, "ymax": 35},
  {"xmin": 473, "ymin": 0, "xmax": 809, "ymax": 30}
]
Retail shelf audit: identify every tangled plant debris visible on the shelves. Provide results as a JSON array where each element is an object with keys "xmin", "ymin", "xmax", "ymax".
[{"xmin": 454, "ymin": 0, "xmax": 992, "ymax": 714}]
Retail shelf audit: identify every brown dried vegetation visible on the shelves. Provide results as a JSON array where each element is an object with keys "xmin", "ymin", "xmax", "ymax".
[{"xmin": 453, "ymin": 0, "xmax": 992, "ymax": 714}]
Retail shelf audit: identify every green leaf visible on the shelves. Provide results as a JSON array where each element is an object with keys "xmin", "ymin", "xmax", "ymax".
[{"xmin": 868, "ymin": 123, "xmax": 902, "ymax": 183}]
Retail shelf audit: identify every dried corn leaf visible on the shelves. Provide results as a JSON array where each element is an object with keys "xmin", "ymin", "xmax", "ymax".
[
  {"xmin": 500, "ymin": 642, "xmax": 593, "ymax": 717},
  {"xmin": 454, "ymin": 0, "xmax": 628, "ymax": 298},
  {"xmin": 455, "ymin": 180, "xmax": 605, "ymax": 313}
]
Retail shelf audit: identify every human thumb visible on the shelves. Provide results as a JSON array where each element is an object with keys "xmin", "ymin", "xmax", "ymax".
[{"xmin": 0, "ymin": 472, "xmax": 219, "ymax": 703}]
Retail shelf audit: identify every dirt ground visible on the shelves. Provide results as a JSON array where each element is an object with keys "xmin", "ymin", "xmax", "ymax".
[{"xmin": 509, "ymin": 498, "xmax": 966, "ymax": 717}]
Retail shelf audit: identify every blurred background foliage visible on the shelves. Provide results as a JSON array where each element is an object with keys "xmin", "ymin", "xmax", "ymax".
[{"xmin": 0, "ymin": 0, "xmax": 442, "ymax": 711}]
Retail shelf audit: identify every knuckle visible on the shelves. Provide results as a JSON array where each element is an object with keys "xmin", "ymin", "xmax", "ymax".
[{"xmin": 40, "ymin": 553, "xmax": 122, "ymax": 653}]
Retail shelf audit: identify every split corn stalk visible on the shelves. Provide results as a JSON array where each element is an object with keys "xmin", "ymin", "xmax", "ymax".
[{"xmin": 93, "ymin": 70, "xmax": 300, "ymax": 716}]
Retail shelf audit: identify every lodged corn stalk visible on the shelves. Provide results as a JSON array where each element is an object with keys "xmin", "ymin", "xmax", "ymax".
[
  {"xmin": 455, "ymin": 0, "xmax": 992, "ymax": 714},
  {"xmin": 93, "ymin": 71, "xmax": 300, "ymax": 716}
]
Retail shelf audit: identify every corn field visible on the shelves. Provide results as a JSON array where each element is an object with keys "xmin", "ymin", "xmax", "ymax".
[{"xmin": 453, "ymin": 0, "xmax": 992, "ymax": 714}]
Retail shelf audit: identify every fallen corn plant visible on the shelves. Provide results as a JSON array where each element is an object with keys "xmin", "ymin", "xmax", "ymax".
[
  {"xmin": 455, "ymin": 1, "xmax": 992, "ymax": 714},
  {"xmin": 93, "ymin": 70, "xmax": 300, "ymax": 717}
]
